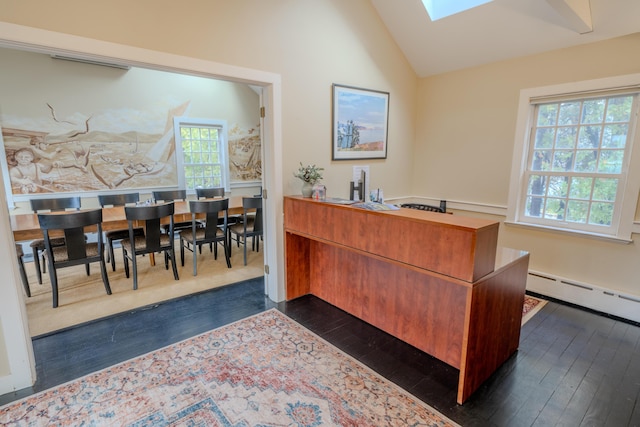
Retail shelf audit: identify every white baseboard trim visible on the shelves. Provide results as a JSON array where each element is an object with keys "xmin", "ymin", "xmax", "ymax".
[{"xmin": 527, "ymin": 270, "xmax": 640, "ymax": 324}]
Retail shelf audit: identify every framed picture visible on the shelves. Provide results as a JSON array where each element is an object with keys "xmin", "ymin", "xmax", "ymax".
[{"xmin": 332, "ymin": 84, "xmax": 389, "ymax": 160}]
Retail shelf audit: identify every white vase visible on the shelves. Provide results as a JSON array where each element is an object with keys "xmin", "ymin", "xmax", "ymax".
[{"xmin": 301, "ymin": 182, "xmax": 313, "ymax": 197}]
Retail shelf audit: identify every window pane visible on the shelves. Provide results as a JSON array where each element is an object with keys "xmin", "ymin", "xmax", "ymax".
[
  {"xmin": 178, "ymin": 123, "xmax": 226, "ymax": 190},
  {"xmin": 518, "ymin": 91, "xmax": 637, "ymax": 235},
  {"xmin": 589, "ymin": 202, "xmax": 613, "ymax": 226},
  {"xmin": 552, "ymin": 151, "xmax": 573, "ymax": 171},
  {"xmin": 592, "ymin": 178, "xmax": 618, "ymax": 201},
  {"xmin": 605, "ymin": 96, "xmax": 633, "ymax": 122},
  {"xmin": 558, "ymin": 102, "xmax": 580, "ymax": 125},
  {"xmin": 544, "ymin": 198, "xmax": 565, "ymax": 219},
  {"xmin": 527, "ymin": 175, "xmax": 546, "ymax": 196},
  {"xmin": 525, "ymin": 196, "xmax": 544, "ymax": 218},
  {"xmin": 537, "ymin": 104, "xmax": 558, "ymax": 126},
  {"xmin": 548, "ymin": 176, "xmax": 568, "ymax": 198},
  {"xmin": 581, "ymin": 98, "xmax": 605, "ymax": 124},
  {"xmin": 574, "ymin": 150, "xmax": 597, "ymax": 172},
  {"xmin": 555, "ymin": 126, "xmax": 577, "ymax": 149},
  {"xmin": 566, "ymin": 200, "xmax": 588, "ymax": 223},
  {"xmin": 534, "ymin": 128, "xmax": 555, "ymax": 149},
  {"xmin": 531, "ymin": 150, "xmax": 551, "ymax": 171},
  {"xmin": 577, "ymin": 125, "xmax": 601, "ymax": 149},
  {"xmin": 598, "ymin": 150, "xmax": 623, "ymax": 173},
  {"xmin": 602, "ymin": 124, "xmax": 628, "ymax": 148},
  {"xmin": 569, "ymin": 177, "xmax": 592, "ymax": 199}
]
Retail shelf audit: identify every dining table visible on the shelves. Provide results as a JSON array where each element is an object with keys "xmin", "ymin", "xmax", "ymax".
[{"xmin": 10, "ymin": 197, "xmax": 246, "ymax": 241}]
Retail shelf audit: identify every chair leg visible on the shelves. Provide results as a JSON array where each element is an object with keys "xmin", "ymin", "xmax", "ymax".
[
  {"xmin": 17, "ymin": 254, "xmax": 30, "ymax": 297},
  {"xmin": 108, "ymin": 239, "xmax": 117, "ymax": 271},
  {"xmin": 192, "ymin": 242, "xmax": 198, "ymax": 276},
  {"xmin": 243, "ymin": 235, "xmax": 248, "ymax": 266},
  {"xmin": 122, "ymin": 247, "xmax": 130, "ymax": 278},
  {"xmin": 180, "ymin": 237, "xmax": 185, "ymax": 267},
  {"xmin": 99, "ymin": 259, "xmax": 112, "ymax": 295},
  {"xmin": 223, "ymin": 240, "xmax": 232, "ymax": 269},
  {"xmin": 169, "ymin": 248, "xmax": 179, "ymax": 280},
  {"xmin": 32, "ymin": 247, "xmax": 43, "ymax": 285},
  {"xmin": 131, "ymin": 251, "xmax": 139, "ymax": 290},
  {"xmin": 47, "ymin": 261, "xmax": 59, "ymax": 308}
]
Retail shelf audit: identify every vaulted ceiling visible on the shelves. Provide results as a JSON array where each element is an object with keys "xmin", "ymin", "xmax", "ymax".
[{"xmin": 371, "ymin": 0, "xmax": 640, "ymax": 77}]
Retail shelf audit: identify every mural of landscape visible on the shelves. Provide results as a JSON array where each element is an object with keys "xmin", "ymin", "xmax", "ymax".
[
  {"xmin": 228, "ymin": 123, "xmax": 261, "ymax": 184},
  {"xmin": 2, "ymin": 102, "xmax": 262, "ymax": 195}
]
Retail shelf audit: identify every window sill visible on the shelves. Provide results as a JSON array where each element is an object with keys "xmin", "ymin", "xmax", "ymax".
[{"xmin": 503, "ymin": 220, "xmax": 633, "ymax": 244}]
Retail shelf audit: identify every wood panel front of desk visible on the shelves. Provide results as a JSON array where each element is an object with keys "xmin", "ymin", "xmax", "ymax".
[{"xmin": 284, "ymin": 196, "xmax": 529, "ymax": 404}]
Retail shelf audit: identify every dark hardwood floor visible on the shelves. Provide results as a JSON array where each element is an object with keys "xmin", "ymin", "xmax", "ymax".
[{"xmin": 2, "ymin": 278, "xmax": 639, "ymax": 426}]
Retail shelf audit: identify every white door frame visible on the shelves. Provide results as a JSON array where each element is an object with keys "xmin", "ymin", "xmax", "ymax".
[{"xmin": 0, "ymin": 22, "xmax": 285, "ymax": 393}]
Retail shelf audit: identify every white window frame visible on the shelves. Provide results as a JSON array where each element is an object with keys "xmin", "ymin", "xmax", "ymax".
[
  {"xmin": 506, "ymin": 74, "xmax": 640, "ymax": 242},
  {"xmin": 174, "ymin": 117, "xmax": 230, "ymax": 193}
]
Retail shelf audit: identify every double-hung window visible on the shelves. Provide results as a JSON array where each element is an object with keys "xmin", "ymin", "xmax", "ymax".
[
  {"xmin": 174, "ymin": 118, "xmax": 230, "ymax": 192},
  {"xmin": 507, "ymin": 74, "xmax": 640, "ymax": 241}
]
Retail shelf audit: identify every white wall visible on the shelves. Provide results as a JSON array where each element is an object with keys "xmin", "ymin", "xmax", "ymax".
[
  {"xmin": 0, "ymin": 47, "xmax": 261, "ymax": 210},
  {"xmin": 0, "ymin": 0, "xmax": 418, "ymax": 199},
  {"xmin": 414, "ymin": 33, "xmax": 640, "ymax": 302},
  {"xmin": 0, "ymin": 0, "xmax": 418, "ymax": 394}
]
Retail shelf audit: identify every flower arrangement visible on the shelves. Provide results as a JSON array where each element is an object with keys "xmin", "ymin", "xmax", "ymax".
[{"xmin": 294, "ymin": 162, "xmax": 324, "ymax": 184}]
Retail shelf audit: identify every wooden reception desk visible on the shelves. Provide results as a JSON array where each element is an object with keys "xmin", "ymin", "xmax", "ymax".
[{"xmin": 284, "ymin": 196, "xmax": 529, "ymax": 404}]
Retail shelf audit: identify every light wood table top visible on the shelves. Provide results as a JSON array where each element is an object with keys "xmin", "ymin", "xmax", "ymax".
[{"xmin": 11, "ymin": 197, "xmax": 245, "ymax": 241}]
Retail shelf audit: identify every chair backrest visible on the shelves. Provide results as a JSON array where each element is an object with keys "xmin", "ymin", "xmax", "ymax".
[
  {"xmin": 195, "ymin": 187, "xmax": 225, "ymax": 199},
  {"xmin": 189, "ymin": 199, "xmax": 229, "ymax": 239},
  {"xmin": 152, "ymin": 189, "xmax": 187, "ymax": 202},
  {"xmin": 98, "ymin": 192, "xmax": 140, "ymax": 207},
  {"xmin": 37, "ymin": 209, "xmax": 103, "ymax": 262},
  {"xmin": 124, "ymin": 202, "xmax": 175, "ymax": 253},
  {"xmin": 242, "ymin": 196, "xmax": 263, "ymax": 234},
  {"xmin": 31, "ymin": 196, "xmax": 81, "ymax": 213}
]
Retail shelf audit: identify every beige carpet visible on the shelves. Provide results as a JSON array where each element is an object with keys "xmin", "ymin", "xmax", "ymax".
[{"xmin": 23, "ymin": 243, "xmax": 263, "ymax": 337}]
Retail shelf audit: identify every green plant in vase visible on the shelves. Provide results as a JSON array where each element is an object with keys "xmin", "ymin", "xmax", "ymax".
[{"xmin": 294, "ymin": 162, "xmax": 324, "ymax": 197}]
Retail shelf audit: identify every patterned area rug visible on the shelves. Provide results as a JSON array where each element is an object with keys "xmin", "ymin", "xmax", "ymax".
[
  {"xmin": 522, "ymin": 295, "xmax": 548, "ymax": 325},
  {"xmin": 0, "ymin": 309, "xmax": 459, "ymax": 426}
]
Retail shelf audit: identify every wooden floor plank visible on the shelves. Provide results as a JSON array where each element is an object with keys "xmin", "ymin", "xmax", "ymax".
[{"xmin": 2, "ymin": 282, "xmax": 640, "ymax": 427}]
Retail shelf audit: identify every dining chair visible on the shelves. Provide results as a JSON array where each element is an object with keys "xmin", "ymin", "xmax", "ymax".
[
  {"xmin": 195, "ymin": 187, "xmax": 239, "ymax": 248},
  {"xmin": 229, "ymin": 196, "xmax": 263, "ymax": 266},
  {"xmin": 152, "ymin": 189, "xmax": 196, "ymax": 234},
  {"xmin": 97, "ymin": 193, "xmax": 144, "ymax": 271},
  {"xmin": 29, "ymin": 196, "xmax": 82, "ymax": 285},
  {"xmin": 195, "ymin": 187, "xmax": 225, "ymax": 199},
  {"xmin": 121, "ymin": 202, "xmax": 179, "ymax": 290},
  {"xmin": 15, "ymin": 243, "xmax": 31, "ymax": 297},
  {"xmin": 37, "ymin": 208, "xmax": 112, "ymax": 308},
  {"xmin": 179, "ymin": 199, "xmax": 232, "ymax": 276}
]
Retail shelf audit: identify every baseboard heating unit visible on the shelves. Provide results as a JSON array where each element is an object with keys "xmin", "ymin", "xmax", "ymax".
[{"xmin": 527, "ymin": 270, "xmax": 640, "ymax": 324}]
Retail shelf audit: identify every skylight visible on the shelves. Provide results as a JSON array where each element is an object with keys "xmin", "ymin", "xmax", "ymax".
[{"xmin": 422, "ymin": 0, "xmax": 493, "ymax": 21}]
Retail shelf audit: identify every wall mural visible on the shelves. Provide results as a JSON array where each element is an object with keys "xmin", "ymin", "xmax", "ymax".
[
  {"xmin": 2, "ymin": 101, "xmax": 262, "ymax": 195},
  {"xmin": 228, "ymin": 123, "xmax": 261, "ymax": 184}
]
